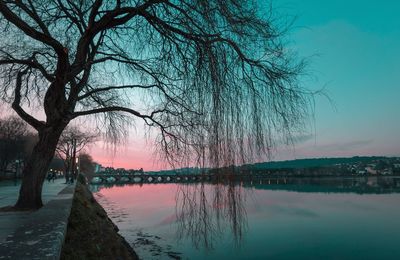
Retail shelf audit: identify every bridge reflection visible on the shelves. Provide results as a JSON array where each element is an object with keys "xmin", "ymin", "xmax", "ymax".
[{"xmin": 90, "ymin": 175, "xmax": 400, "ymax": 194}]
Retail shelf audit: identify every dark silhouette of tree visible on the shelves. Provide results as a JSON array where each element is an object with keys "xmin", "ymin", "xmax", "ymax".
[
  {"xmin": 0, "ymin": 0, "xmax": 313, "ymax": 209},
  {"xmin": 78, "ymin": 152, "xmax": 96, "ymax": 179},
  {"xmin": 0, "ymin": 116, "xmax": 29, "ymax": 176},
  {"xmin": 56, "ymin": 126, "xmax": 96, "ymax": 182}
]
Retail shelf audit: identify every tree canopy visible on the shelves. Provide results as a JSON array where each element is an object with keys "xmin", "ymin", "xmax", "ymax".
[{"xmin": 0, "ymin": 0, "xmax": 312, "ymax": 170}]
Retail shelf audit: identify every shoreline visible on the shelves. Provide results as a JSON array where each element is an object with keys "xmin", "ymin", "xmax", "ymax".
[{"xmin": 61, "ymin": 177, "xmax": 138, "ymax": 260}]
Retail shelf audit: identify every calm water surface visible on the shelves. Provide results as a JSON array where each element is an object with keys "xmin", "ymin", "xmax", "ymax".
[{"xmin": 91, "ymin": 177, "xmax": 400, "ymax": 259}]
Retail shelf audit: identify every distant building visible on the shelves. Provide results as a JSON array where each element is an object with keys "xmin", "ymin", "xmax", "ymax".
[
  {"xmin": 94, "ymin": 163, "xmax": 103, "ymax": 173},
  {"xmin": 365, "ymin": 166, "xmax": 377, "ymax": 175},
  {"xmin": 382, "ymin": 168, "xmax": 393, "ymax": 175},
  {"xmin": 357, "ymin": 170, "xmax": 367, "ymax": 175}
]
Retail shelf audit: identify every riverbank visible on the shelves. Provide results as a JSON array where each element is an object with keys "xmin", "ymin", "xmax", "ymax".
[{"xmin": 61, "ymin": 177, "xmax": 138, "ymax": 260}]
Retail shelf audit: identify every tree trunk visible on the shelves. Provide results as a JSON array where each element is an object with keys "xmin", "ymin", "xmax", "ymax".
[
  {"xmin": 14, "ymin": 126, "xmax": 65, "ymax": 210},
  {"xmin": 64, "ymin": 158, "xmax": 71, "ymax": 183}
]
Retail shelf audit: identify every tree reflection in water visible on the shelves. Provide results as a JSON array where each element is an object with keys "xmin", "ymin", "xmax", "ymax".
[{"xmin": 175, "ymin": 179, "xmax": 248, "ymax": 249}]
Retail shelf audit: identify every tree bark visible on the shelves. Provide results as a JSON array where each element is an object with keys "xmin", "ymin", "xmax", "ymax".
[
  {"xmin": 64, "ymin": 160, "xmax": 70, "ymax": 183},
  {"xmin": 14, "ymin": 126, "xmax": 65, "ymax": 210}
]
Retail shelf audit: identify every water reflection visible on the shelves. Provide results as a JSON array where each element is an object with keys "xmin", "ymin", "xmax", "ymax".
[
  {"xmin": 90, "ymin": 176, "xmax": 400, "ymax": 194},
  {"xmin": 90, "ymin": 176, "xmax": 400, "ymax": 258},
  {"xmin": 245, "ymin": 176, "xmax": 400, "ymax": 194},
  {"xmin": 176, "ymin": 181, "xmax": 247, "ymax": 249}
]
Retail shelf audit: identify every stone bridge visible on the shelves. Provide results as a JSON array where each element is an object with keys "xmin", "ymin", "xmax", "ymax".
[
  {"xmin": 91, "ymin": 174, "xmax": 215, "ymax": 184},
  {"xmin": 89, "ymin": 173, "xmax": 290, "ymax": 184}
]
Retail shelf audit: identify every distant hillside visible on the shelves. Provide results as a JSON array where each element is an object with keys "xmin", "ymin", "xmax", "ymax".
[
  {"xmin": 147, "ymin": 167, "xmax": 206, "ymax": 175},
  {"xmin": 243, "ymin": 156, "xmax": 389, "ymax": 170},
  {"xmin": 147, "ymin": 156, "xmax": 396, "ymax": 174}
]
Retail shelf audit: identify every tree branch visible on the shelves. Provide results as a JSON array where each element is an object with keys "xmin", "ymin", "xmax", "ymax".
[
  {"xmin": 73, "ymin": 106, "xmax": 144, "ymax": 119},
  {"xmin": 15, "ymin": 0, "xmax": 51, "ymax": 36},
  {"xmin": 0, "ymin": 55, "xmax": 54, "ymax": 82},
  {"xmin": 71, "ymin": 106, "xmax": 179, "ymax": 139},
  {"xmin": 0, "ymin": 1, "xmax": 65, "ymax": 57},
  {"xmin": 78, "ymin": 84, "xmax": 159, "ymax": 100},
  {"xmin": 11, "ymin": 69, "xmax": 45, "ymax": 130}
]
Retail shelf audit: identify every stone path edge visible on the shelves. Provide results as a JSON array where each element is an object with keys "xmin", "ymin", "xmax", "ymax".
[{"xmin": 0, "ymin": 183, "xmax": 76, "ymax": 260}]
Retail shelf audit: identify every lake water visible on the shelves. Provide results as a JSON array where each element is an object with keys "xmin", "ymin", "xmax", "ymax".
[{"xmin": 91, "ymin": 177, "xmax": 400, "ymax": 259}]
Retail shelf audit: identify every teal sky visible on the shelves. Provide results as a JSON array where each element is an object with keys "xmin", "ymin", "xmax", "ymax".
[
  {"xmin": 270, "ymin": 0, "xmax": 400, "ymax": 160},
  {"xmin": 84, "ymin": 1, "xmax": 400, "ymax": 169},
  {"xmin": 1, "ymin": 1, "xmax": 397, "ymax": 170}
]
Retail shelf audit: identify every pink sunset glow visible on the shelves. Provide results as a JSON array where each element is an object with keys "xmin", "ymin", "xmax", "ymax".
[
  {"xmin": 87, "ymin": 137, "xmax": 167, "ymax": 171},
  {"xmin": 95, "ymin": 184, "xmax": 179, "ymax": 225},
  {"xmin": 87, "ymin": 135, "xmax": 399, "ymax": 171}
]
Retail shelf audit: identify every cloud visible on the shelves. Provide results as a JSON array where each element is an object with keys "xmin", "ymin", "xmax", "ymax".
[
  {"xmin": 314, "ymin": 139, "xmax": 373, "ymax": 152},
  {"xmin": 275, "ymin": 133, "xmax": 315, "ymax": 147},
  {"xmin": 292, "ymin": 134, "xmax": 315, "ymax": 144}
]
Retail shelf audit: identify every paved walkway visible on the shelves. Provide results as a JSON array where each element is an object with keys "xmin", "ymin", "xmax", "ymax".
[
  {"xmin": 0, "ymin": 178, "xmax": 67, "ymax": 208},
  {"xmin": 0, "ymin": 179, "xmax": 75, "ymax": 259}
]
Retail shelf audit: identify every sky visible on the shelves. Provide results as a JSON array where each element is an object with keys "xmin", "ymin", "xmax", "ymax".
[{"xmin": 86, "ymin": 0, "xmax": 400, "ymax": 170}]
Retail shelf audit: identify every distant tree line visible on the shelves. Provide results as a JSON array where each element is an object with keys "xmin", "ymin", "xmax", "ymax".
[
  {"xmin": 0, "ymin": 116, "xmax": 96, "ymax": 179},
  {"xmin": 56, "ymin": 126, "xmax": 97, "ymax": 182},
  {"xmin": 244, "ymin": 156, "xmax": 392, "ymax": 170},
  {"xmin": 0, "ymin": 116, "xmax": 35, "ymax": 177}
]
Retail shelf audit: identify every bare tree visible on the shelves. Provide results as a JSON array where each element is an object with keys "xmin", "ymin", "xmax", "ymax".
[
  {"xmin": 0, "ymin": 116, "xmax": 29, "ymax": 175},
  {"xmin": 55, "ymin": 126, "xmax": 96, "ymax": 182},
  {"xmin": 0, "ymin": 1, "xmax": 313, "ymax": 209}
]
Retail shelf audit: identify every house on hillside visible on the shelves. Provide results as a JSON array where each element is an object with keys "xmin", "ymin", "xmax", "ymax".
[
  {"xmin": 381, "ymin": 168, "xmax": 393, "ymax": 175},
  {"xmin": 365, "ymin": 166, "xmax": 377, "ymax": 175},
  {"xmin": 357, "ymin": 169, "xmax": 367, "ymax": 175}
]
